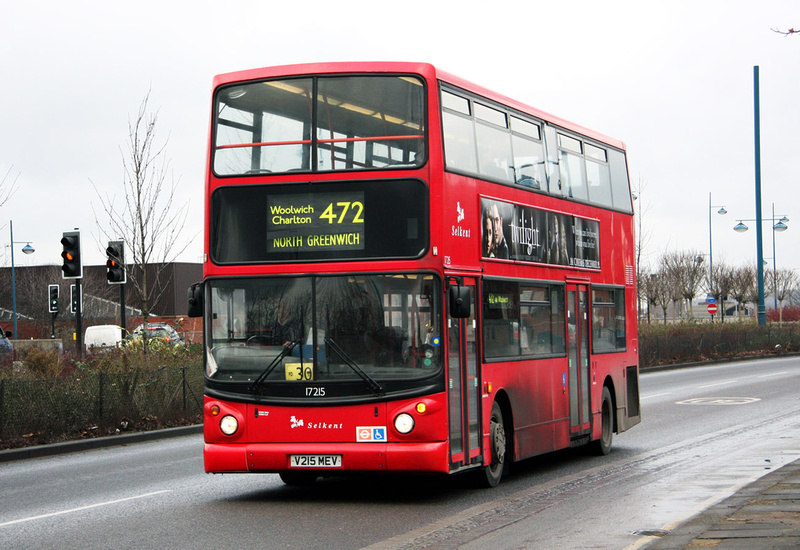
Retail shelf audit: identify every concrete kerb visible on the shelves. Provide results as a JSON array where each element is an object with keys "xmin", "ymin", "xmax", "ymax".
[
  {"xmin": 639, "ymin": 350, "xmax": 800, "ymax": 373},
  {"xmin": 0, "ymin": 424, "xmax": 202, "ymax": 463}
]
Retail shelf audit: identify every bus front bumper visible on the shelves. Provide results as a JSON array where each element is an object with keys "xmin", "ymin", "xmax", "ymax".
[{"xmin": 204, "ymin": 441, "xmax": 449, "ymax": 475}]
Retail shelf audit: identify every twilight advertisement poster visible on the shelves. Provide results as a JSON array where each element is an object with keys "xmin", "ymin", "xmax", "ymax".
[{"xmin": 480, "ymin": 197, "xmax": 600, "ymax": 270}]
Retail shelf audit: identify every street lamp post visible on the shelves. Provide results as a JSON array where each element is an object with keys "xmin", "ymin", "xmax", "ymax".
[
  {"xmin": 707, "ymin": 192, "xmax": 727, "ymax": 315},
  {"xmin": 752, "ymin": 65, "xmax": 767, "ymax": 325},
  {"xmin": 733, "ymin": 202, "xmax": 789, "ymax": 320},
  {"xmin": 9, "ymin": 220, "xmax": 35, "ymax": 338}
]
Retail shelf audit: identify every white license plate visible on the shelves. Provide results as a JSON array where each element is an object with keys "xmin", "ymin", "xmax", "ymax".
[{"xmin": 289, "ymin": 454, "xmax": 342, "ymax": 468}]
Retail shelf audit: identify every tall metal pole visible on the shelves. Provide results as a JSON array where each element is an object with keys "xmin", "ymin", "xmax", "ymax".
[
  {"xmin": 772, "ymin": 203, "xmax": 777, "ymax": 310},
  {"xmin": 10, "ymin": 221, "xmax": 17, "ymax": 337},
  {"xmin": 120, "ymin": 284, "xmax": 126, "ymax": 341},
  {"xmin": 753, "ymin": 66, "xmax": 766, "ymax": 326},
  {"xmin": 708, "ymin": 192, "xmax": 714, "ymax": 296},
  {"xmin": 75, "ymin": 279, "xmax": 82, "ymax": 357}
]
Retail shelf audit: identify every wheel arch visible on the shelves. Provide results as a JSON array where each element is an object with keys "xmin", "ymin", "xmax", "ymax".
[
  {"xmin": 602, "ymin": 375, "xmax": 618, "ymax": 433},
  {"xmin": 492, "ymin": 389, "xmax": 514, "ymax": 462}
]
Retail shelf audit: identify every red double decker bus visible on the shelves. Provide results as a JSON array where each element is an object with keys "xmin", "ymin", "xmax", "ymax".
[{"xmin": 189, "ymin": 62, "xmax": 640, "ymax": 487}]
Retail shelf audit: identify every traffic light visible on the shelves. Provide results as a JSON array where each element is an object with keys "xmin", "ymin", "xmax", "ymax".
[
  {"xmin": 106, "ymin": 240, "xmax": 126, "ymax": 284},
  {"xmin": 61, "ymin": 231, "xmax": 82, "ymax": 279},
  {"xmin": 70, "ymin": 284, "xmax": 80, "ymax": 314},
  {"xmin": 48, "ymin": 284, "xmax": 59, "ymax": 313}
]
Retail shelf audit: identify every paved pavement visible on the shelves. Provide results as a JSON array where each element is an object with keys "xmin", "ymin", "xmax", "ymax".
[{"xmin": 645, "ymin": 458, "xmax": 800, "ymax": 549}]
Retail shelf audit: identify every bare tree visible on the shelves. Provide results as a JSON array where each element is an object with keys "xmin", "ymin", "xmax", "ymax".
[
  {"xmin": 633, "ymin": 178, "xmax": 653, "ymax": 319},
  {"xmin": 790, "ymin": 285, "xmax": 800, "ymax": 307},
  {"xmin": 638, "ymin": 265, "xmax": 651, "ymax": 322},
  {"xmin": 14, "ymin": 265, "xmax": 62, "ymax": 339},
  {"xmin": 92, "ymin": 90, "xmax": 193, "ymax": 345},
  {"xmin": 772, "ymin": 27, "xmax": 799, "ymax": 36},
  {"xmin": 0, "ymin": 164, "xmax": 20, "ymax": 208},
  {"xmin": 773, "ymin": 268, "xmax": 798, "ymax": 324},
  {"xmin": 662, "ymin": 251, "xmax": 705, "ymax": 320},
  {"xmin": 646, "ymin": 270, "xmax": 675, "ymax": 325},
  {"xmin": 712, "ymin": 262, "xmax": 736, "ymax": 323},
  {"xmin": 729, "ymin": 265, "xmax": 756, "ymax": 320}
]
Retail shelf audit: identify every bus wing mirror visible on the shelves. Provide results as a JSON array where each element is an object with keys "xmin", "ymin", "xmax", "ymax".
[
  {"xmin": 448, "ymin": 285, "xmax": 471, "ymax": 319},
  {"xmin": 187, "ymin": 282, "xmax": 204, "ymax": 318}
]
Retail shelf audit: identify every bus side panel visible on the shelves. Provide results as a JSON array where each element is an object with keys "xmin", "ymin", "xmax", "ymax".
[
  {"xmin": 514, "ymin": 423, "xmax": 556, "ymax": 459},
  {"xmin": 590, "ymin": 351, "xmax": 641, "ymax": 440},
  {"xmin": 486, "ymin": 358, "xmax": 568, "ymax": 460}
]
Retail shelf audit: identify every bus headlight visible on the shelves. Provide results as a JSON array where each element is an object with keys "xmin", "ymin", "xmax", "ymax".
[
  {"xmin": 220, "ymin": 415, "xmax": 239, "ymax": 436},
  {"xmin": 394, "ymin": 413, "xmax": 415, "ymax": 434}
]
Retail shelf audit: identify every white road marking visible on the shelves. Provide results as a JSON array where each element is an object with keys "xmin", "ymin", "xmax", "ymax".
[
  {"xmin": 757, "ymin": 371, "xmax": 787, "ymax": 378},
  {"xmin": 641, "ymin": 392, "xmax": 671, "ymax": 400},
  {"xmin": 0, "ymin": 490, "xmax": 171, "ymax": 527},
  {"xmin": 698, "ymin": 380, "xmax": 738, "ymax": 389}
]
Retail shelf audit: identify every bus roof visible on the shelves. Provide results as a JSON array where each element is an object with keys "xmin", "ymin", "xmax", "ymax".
[{"xmin": 212, "ymin": 61, "xmax": 626, "ymax": 151}]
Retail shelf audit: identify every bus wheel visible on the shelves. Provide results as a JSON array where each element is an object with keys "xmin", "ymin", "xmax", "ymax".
[
  {"xmin": 591, "ymin": 386, "xmax": 613, "ymax": 456},
  {"xmin": 279, "ymin": 472, "xmax": 318, "ymax": 486},
  {"xmin": 483, "ymin": 401, "xmax": 507, "ymax": 487}
]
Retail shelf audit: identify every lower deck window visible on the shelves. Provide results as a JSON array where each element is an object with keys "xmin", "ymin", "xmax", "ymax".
[
  {"xmin": 483, "ymin": 279, "xmax": 565, "ymax": 359},
  {"xmin": 591, "ymin": 287, "xmax": 626, "ymax": 352}
]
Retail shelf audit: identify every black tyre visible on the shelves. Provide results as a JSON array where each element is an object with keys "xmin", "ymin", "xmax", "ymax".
[
  {"xmin": 482, "ymin": 401, "xmax": 507, "ymax": 487},
  {"xmin": 590, "ymin": 386, "xmax": 613, "ymax": 456}
]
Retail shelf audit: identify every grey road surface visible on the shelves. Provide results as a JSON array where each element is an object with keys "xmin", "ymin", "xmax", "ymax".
[{"xmin": 2, "ymin": 356, "xmax": 799, "ymax": 549}]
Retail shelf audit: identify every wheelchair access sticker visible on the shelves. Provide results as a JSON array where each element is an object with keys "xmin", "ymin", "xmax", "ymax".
[{"xmin": 356, "ymin": 426, "xmax": 387, "ymax": 442}]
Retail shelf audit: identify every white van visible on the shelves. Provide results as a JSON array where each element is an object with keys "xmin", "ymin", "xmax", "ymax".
[{"xmin": 85, "ymin": 325, "xmax": 126, "ymax": 352}]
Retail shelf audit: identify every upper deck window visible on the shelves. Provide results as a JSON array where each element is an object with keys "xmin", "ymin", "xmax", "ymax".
[
  {"xmin": 440, "ymin": 85, "xmax": 633, "ymax": 214},
  {"xmin": 214, "ymin": 75, "xmax": 426, "ymax": 176}
]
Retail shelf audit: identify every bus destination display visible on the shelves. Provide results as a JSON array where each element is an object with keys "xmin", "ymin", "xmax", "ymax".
[{"xmin": 267, "ymin": 191, "xmax": 365, "ymax": 253}]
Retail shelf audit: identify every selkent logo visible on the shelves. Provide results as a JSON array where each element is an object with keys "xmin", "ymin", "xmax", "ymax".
[
  {"xmin": 356, "ymin": 426, "xmax": 387, "ymax": 442},
  {"xmin": 451, "ymin": 201, "xmax": 470, "ymax": 238},
  {"xmin": 290, "ymin": 416, "xmax": 343, "ymax": 430}
]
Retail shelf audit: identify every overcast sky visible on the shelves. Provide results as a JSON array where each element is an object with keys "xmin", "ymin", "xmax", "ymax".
[{"xmin": 2, "ymin": 0, "xmax": 798, "ymax": 281}]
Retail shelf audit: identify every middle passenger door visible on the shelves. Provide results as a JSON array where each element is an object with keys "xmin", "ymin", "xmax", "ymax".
[
  {"xmin": 567, "ymin": 283, "xmax": 591, "ymax": 438},
  {"xmin": 446, "ymin": 277, "xmax": 482, "ymax": 470}
]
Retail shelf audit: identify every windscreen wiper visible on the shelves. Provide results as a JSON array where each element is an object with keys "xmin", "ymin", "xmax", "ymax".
[
  {"xmin": 249, "ymin": 340, "xmax": 300, "ymax": 394},
  {"xmin": 325, "ymin": 337, "xmax": 384, "ymax": 396}
]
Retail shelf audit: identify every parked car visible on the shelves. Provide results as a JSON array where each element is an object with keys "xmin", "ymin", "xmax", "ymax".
[
  {"xmin": 131, "ymin": 323, "xmax": 184, "ymax": 346},
  {"xmin": 85, "ymin": 325, "xmax": 127, "ymax": 352}
]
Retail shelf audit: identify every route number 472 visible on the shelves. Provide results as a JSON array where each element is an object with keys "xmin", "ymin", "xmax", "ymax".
[{"xmin": 320, "ymin": 202, "xmax": 364, "ymax": 224}]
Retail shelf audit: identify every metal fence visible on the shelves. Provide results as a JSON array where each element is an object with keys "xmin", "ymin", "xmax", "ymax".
[
  {"xmin": 639, "ymin": 324, "xmax": 800, "ymax": 368},
  {"xmin": 0, "ymin": 364, "xmax": 203, "ymax": 443}
]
